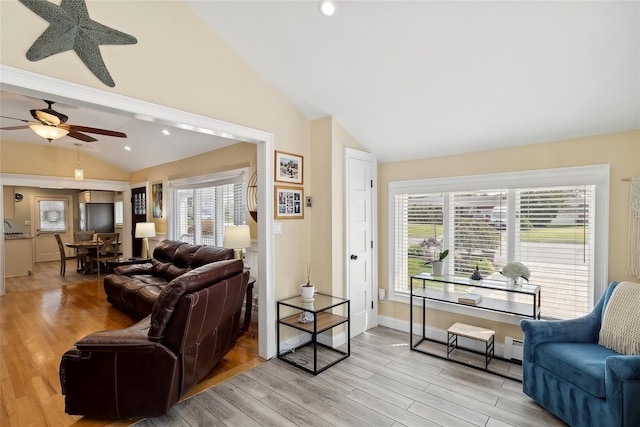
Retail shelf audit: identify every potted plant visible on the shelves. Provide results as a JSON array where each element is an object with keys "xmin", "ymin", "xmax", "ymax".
[
  {"xmin": 429, "ymin": 249, "xmax": 449, "ymax": 276},
  {"xmin": 300, "ymin": 263, "xmax": 315, "ymax": 300}
]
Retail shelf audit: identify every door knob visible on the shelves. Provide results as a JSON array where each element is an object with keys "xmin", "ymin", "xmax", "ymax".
[{"xmin": 350, "ymin": 254, "xmax": 358, "ymax": 260}]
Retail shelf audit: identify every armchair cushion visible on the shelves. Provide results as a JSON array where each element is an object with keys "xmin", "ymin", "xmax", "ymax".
[{"xmin": 536, "ymin": 342, "xmax": 619, "ymax": 398}]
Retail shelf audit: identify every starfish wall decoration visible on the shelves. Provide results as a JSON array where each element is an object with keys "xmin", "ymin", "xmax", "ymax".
[{"xmin": 20, "ymin": 0, "xmax": 137, "ymax": 87}]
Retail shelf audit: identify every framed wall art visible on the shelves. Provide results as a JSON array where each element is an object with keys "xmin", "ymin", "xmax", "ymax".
[
  {"xmin": 275, "ymin": 185, "xmax": 304, "ymax": 219},
  {"xmin": 151, "ymin": 182, "xmax": 163, "ymax": 218},
  {"xmin": 275, "ymin": 151, "xmax": 303, "ymax": 185}
]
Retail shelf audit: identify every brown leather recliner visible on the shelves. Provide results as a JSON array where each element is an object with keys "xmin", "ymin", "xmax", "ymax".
[{"xmin": 59, "ymin": 258, "xmax": 249, "ymax": 418}]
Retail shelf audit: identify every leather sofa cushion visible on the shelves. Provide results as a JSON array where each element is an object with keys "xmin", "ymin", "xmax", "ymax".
[
  {"xmin": 536, "ymin": 342, "xmax": 619, "ymax": 398},
  {"xmin": 136, "ymin": 285, "xmax": 164, "ymax": 316},
  {"xmin": 191, "ymin": 245, "xmax": 236, "ymax": 268},
  {"xmin": 149, "ymin": 259, "xmax": 243, "ymax": 340}
]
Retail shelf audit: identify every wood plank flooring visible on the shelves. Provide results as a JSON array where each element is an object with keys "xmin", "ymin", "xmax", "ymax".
[
  {"xmin": 4, "ymin": 261, "xmax": 562, "ymax": 426},
  {"xmin": 137, "ymin": 327, "xmax": 565, "ymax": 427},
  {"xmin": 0, "ymin": 260, "xmax": 261, "ymax": 427}
]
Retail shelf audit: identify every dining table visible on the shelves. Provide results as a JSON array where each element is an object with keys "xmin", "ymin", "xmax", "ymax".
[
  {"xmin": 65, "ymin": 240, "xmax": 120, "ymax": 274},
  {"xmin": 64, "ymin": 240, "xmax": 100, "ymax": 274}
]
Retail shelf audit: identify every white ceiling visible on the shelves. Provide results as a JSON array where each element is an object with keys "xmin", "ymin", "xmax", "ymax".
[
  {"xmin": 0, "ymin": 90, "xmax": 238, "ymax": 172},
  {"xmin": 2, "ymin": 1, "xmax": 638, "ymax": 171},
  {"xmin": 187, "ymin": 0, "xmax": 639, "ymax": 162}
]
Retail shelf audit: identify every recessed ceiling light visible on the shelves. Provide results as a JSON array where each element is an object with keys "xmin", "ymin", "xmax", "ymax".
[
  {"xmin": 162, "ymin": 129, "xmax": 170, "ymax": 136},
  {"xmin": 124, "ymin": 146, "xmax": 132, "ymax": 151},
  {"xmin": 318, "ymin": 0, "xmax": 335, "ymax": 17}
]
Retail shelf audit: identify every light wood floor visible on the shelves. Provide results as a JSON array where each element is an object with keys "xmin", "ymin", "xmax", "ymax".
[
  {"xmin": 137, "ymin": 327, "xmax": 565, "ymax": 427},
  {"xmin": 0, "ymin": 260, "xmax": 261, "ymax": 427}
]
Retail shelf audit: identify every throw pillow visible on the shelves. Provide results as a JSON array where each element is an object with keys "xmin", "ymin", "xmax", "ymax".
[{"xmin": 599, "ymin": 281, "xmax": 640, "ymax": 355}]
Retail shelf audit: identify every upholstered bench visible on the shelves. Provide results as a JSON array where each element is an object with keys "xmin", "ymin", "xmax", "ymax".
[{"xmin": 447, "ymin": 322, "xmax": 495, "ymax": 369}]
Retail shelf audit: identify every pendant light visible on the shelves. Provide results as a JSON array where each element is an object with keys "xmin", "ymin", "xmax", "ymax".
[{"xmin": 74, "ymin": 143, "xmax": 84, "ymax": 181}]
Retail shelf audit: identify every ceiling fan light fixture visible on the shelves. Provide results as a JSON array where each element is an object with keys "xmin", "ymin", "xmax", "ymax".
[
  {"xmin": 29, "ymin": 124, "xmax": 68, "ymax": 141},
  {"xmin": 318, "ymin": 0, "xmax": 335, "ymax": 16},
  {"xmin": 35, "ymin": 110, "xmax": 62, "ymax": 126}
]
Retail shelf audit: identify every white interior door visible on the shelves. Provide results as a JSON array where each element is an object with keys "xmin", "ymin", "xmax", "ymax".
[
  {"xmin": 33, "ymin": 195, "xmax": 74, "ymax": 262},
  {"xmin": 345, "ymin": 148, "xmax": 377, "ymax": 338}
]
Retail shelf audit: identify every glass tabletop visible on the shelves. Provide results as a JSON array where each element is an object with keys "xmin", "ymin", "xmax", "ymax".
[
  {"xmin": 278, "ymin": 293, "xmax": 348, "ymax": 312},
  {"xmin": 412, "ymin": 272, "xmax": 540, "ymax": 294}
]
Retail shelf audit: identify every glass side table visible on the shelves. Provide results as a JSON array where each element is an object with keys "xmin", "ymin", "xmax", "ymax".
[{"xmin": 277, "ymin": 293, "xmax": 350, "ymax": 375}]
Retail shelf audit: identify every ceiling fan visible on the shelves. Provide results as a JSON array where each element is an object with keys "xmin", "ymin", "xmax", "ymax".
[{"xmin": 0, "ymin": 100, "xmax": 127, "ymax": 143}]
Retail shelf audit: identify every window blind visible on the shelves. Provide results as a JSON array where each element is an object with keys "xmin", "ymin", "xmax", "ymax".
[
  {"xmin": 392, "ymin": 182, "xmax": 597, "ymax": 320},
  {"xmin": 167, "ymin": 169, "xmax": 247, "ymax": 246}
]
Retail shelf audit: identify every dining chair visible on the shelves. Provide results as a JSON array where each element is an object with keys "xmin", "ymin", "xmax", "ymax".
[
  {"xmin": 90, "ymin": 233, "xmax": 120, "ymax": 276},
  {"xmin": 73, "ymin": 230, "xmax": 94, "ymax": 271},
  {"xmin": 54, "ymin": 233, "xmax": 82, "ymax": 277}
]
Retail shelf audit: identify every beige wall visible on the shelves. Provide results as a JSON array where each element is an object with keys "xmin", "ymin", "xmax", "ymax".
[
  {"xmin": 310, "ymin": 117, "xmax": 367, "ymax": 297},
  {"xmin": 0, "ymin": 0, "xmax": 313, "ymax": 299},
  {"xmin": 378, "ymin": 130, "xmax": 640, "ymax": 340}
]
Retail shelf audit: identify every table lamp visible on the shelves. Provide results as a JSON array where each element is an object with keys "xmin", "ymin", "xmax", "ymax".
[
  {"xmin": 223, "ymin": 225, "xmax": 251, "ymax": 260},
  {"xmin": 135, "ymin": 222, "xmax": 156, "ymax": 259}
]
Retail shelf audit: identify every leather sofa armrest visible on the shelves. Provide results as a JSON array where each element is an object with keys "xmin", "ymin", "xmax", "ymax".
[{"xmin": 75, "ymin": 317, "xmax": 156, "ymax": 352}]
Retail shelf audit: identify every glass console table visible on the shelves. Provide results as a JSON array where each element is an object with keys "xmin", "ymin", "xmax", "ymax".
[
  {"xmin": 410, "ymin": 272, "xmax": 540, "ymax": 380},
  {"xmin": 277, "ymin": 293, "xmax": 350, "ymax": 375}
]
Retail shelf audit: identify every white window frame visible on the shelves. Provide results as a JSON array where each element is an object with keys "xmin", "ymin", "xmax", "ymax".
[
  {"xmin": 166, "ymin": 168, "xmax": 249, "ymax": 245},
  {"xmin": 388, "ymin": 165, "xmax": 609, "ymax": 324}
]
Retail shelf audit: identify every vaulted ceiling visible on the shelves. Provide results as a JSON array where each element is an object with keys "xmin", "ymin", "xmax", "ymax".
[{"xmin": 2, "ymin": 1, "xmax": 638, "ymax": 171}]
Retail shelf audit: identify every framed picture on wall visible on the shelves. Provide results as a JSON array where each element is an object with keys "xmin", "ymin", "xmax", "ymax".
[
  {"xmin": 274, "ymin": 185, "xmax": 304, "ymax": 219},
  {"xmin": 275, "ymin": 151, "xmax": 303, "ymax": 185},
  {"xmin": 152, "ymin": 182, "xmax": 163, "ymax": 218}
]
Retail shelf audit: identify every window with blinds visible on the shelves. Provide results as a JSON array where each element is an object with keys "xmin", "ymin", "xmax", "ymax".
[
  {"xmin": 389, "ymin": 166, "xmax": 607, "ymax": 320},
  {"xmin": 167, "ymin": 169, "xmax": 247, "ymax": 247}
]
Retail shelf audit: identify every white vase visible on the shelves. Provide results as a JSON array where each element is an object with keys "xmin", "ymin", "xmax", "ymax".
[
  {"xmin": 432, "ymin": 261, "xmax": 444, "ymax": 276},
  {"xmin": 300, "ymin": 284, "xmax": 315, "ymax": 300}
]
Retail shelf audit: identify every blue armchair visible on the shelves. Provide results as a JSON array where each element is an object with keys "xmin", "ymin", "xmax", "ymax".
[{"xmin": 521, "ymin": 281, "xmax": 640, "ymax": 427}]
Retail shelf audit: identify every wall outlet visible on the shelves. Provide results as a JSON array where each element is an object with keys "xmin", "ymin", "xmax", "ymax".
[{"xmin": 24, "ymin": 220, "xmax": 30, "ymax": 226}]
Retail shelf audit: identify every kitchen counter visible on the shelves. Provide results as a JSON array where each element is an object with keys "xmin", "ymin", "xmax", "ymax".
[{"xmin": 4, "ymin": 237, "xmax": 34, "ymax": 277}]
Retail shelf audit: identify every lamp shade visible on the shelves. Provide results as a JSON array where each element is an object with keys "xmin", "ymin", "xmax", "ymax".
[
  {"xmin": 135, "ymin": 222, "xmax": 156, "ymax": 238},
  {"xmin": 223, "ymin": 225, "xmax": 251, "ymax": 249},
  {"xmin": 29, "ymin": 124, "xmax": 68, "ymax": 141}
]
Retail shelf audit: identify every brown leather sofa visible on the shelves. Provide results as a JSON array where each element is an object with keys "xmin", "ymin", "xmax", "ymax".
[
  {"xmin": 103, "ymin": 240, "xmax": 235, "ymax": 318},
  {"xmin": 59, "ymin": 256, "xmax": 250, "ymax": 418}
]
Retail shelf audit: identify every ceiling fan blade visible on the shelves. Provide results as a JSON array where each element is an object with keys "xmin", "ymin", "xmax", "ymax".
[
  {"xmin": 0, "ymin": 115, "xmax": 30, "ymax": 123},
  {"xmin": 67, "ymin": 130, "xmax": 98, "ymax": 143},
  {"xmin": 62, "ymin": 124, "xmax": 127, "ymax": 138},
  {"xmin": 0, "ymin": 125, "xmax": 30, "ymax": 130}
]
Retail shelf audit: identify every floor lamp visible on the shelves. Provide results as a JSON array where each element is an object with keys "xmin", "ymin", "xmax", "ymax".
[
  {"xmin": 135, "ymin": 222, "xmax": 156, "ymax": 259},
  {"xmin": 223, "ymin": 225, "xmax": 251, "ymax": 261}
]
